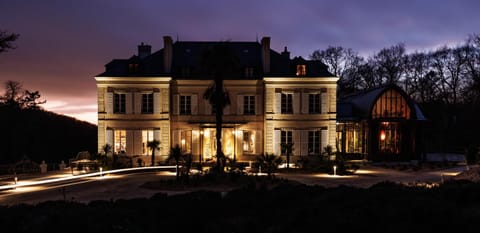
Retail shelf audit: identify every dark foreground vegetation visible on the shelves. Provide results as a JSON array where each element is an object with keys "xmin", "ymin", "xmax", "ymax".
[{"xmin": 2, "ymin": 180, "xmax": 480, "ymax": 233}]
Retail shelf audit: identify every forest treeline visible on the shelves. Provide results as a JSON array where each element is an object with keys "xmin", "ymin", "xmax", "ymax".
[
  {"xmin": 0, "ymin": 81, "xmax": 97, "ymax": 164},
  {"xmin": 311, "ymin": 34, "xmax": 480, "ymax": 152}
]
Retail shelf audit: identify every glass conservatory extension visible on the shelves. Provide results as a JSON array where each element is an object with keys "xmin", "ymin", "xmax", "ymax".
[{"xmin": 337, "ymin": 86, "xmax": 425, "ymax": 161}]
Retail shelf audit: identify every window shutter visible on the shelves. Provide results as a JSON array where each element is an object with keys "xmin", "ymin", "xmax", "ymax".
[
  {"xmin": 321, "ymin": 92, "xmax": 328, "ymax": 114},
  {"xmin": 106, "ymin": 129, "xmax": 113, "ymax": 146},
  {"xmin": 321, "ymin": 129, "xmax": 328, "ymax": 153},
  {"xmin": 255, "ymin": 95, "xmax": 261, "ymax": 115},
  {"xmin": 224, "ymin": 104, "xmax": 230, "ymax": 115},
  {"xmin": 106, "ymin": 92, "xmax": 113, "ymax": 114},
  {"xmin": 154, "ymin": 129, "xmax": 161, "ymax": 154},
  {"xmin": 273, "ymin": 129, "xmax": 281, "ymax": 156},
  {"xmin": 254, "ymin": 130, "xmax": 263, "ymax": 155},
  {"xmin": 162, "ymin": 89, "xmax": 169, "ymax": 113},
  {"xmin": 293, "ymin": 92, "xmax": 300, "ymax": 114},
  {"xmin": 236, "ymin": 130, "xmax": 243, "ymax": 157},
  {"xmin": 302, "ymin": 93, "xmax": 308, "ymax": 114},
  {"xmin": 237, "ymin": 95, "xmax": 244, "ymax": 115},
  {"xmin": 126, "ymin": 93, "xmax": 133, "ymax": 114},
  {"xmin": 134, "ymin": 130, "xmax": 143, "ymax": 155},
  {"xmin": 126, "ymin": 130, "xmax": 134, "ymax": 155},
  {"xmin": 293, "ymin": 130, "xmax": 301, "ymax": 156},
  {"xmin": 173, "ymin": 94, "xmax": 179, "ymax": 115},
  {"xmin": 192, "ymin": 130, "xmax": 200, "ymax": 157},
  {"xmin": 204, "ymin": 101, "xmax": 212, "ymax": 115},
  {"xmin": 274, "ymin": 93, "xmax": 281, "ymax": 114},
  {"xmin": 153, "ymin": 92, "xmax": 161, "ymax": 114},
  {"xmin": 134, "ymin": 93, "xmax": 142, "ymax": 114},
  {"xmin": 172, "ymin": 130, "xmax": 181, "ymax": 148},
  {"xmin": 301, "ymin": 130, "xmax": 308, "ymax": 156},
  {"xmin": 191, "ymin": 94, "xmax": 198, "ymax": 115}
]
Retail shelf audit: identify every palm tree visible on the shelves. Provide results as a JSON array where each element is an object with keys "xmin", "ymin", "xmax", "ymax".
[
  {"xmin": 280, "ymin": 143, "xmax": 294, "ymax": 169},
  {"xmin": 168, "ymin": 144, "xmax": 183, "ymax": 180},
  {"xmin": 256, "ymin": 153, "xmax": 283, "ymax": 178},
  {"xmin": 102, "ymin": 143, "xmax": 112, "ymax": 156},
  {"xmin": 147, "ymin": 140, "xmax": 160, "ymax": 166},
  {"xmin": 201, "ymin": 43, "xmax": 239, "ymax": 173}
]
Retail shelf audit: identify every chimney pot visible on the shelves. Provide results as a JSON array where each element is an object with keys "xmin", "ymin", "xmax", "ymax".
[{"xmin": 138, "ymin": 43, "xmax": 151, "ymax": 59}]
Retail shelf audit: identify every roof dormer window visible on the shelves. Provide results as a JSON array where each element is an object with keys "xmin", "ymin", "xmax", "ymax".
[
  {"xmin": 128, "ymin": 63, "xmax": 139, "ymax": 73},
  {"xmin": 245, "ymin": 67, "xmax": 254, "ymax": 78},
  {"xmin": 296, "ymin": 65, "xmax": 306, "ymax": 76}
]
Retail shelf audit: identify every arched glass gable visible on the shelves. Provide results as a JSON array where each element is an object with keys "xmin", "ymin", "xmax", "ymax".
[{"xmin": 372, "ymin": 89, "xmax": 411, "ymax": 119}]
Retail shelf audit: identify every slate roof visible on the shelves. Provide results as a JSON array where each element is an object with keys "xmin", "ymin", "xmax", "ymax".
[
  {"xmin": 337, "ymin": 85, "xmax": 427, "ymax": 121},
  {"xmin": 97, "ymin": 40, "xmax": 333, "ymax": 78}
]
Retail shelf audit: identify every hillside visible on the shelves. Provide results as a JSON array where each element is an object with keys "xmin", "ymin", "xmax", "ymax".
[{"xmin": 0, "ymin": 105, "xmax": 97, "ymax": 164}]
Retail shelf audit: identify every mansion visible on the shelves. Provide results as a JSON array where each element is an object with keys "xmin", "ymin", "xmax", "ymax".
[
  {"xmin": 95, "ymin": 36, "xmax": 338, "ymax": 163},
  {"xmin": 95, "ymin": 36, "xmax": 424, "ymax": 163}
]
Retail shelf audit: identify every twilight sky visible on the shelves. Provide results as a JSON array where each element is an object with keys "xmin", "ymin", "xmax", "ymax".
[{"xmin": 1, "ymin": 0, "xmax": 479, "ymax": 124}]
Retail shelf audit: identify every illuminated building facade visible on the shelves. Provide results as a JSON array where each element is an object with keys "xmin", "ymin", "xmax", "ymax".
[
  {"xmin": 95, "ymin": 36, "xmax": 338, "ymax": 163},
  {"xmin": 336, "ymin": 85, "xmax": 426, "ymax": 161}
]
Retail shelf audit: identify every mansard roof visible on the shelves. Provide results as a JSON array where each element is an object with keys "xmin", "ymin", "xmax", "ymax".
[{"xmin": 97, "ymin": 39, "xmax": 333, "ymax": 78}]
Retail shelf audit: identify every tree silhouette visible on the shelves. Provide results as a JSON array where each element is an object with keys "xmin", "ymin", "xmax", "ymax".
[
  {"xmin": 1, "ymin": 81, "xmax": 46, "ymax": 109},
  {"xmin": 201, "ymin": 43, "xmax": 238, "ymax": 173},
  {"xmin": 256, "ymin": 153, "xmax": 282, "ymax": 178},
  {"xmin": 168, "ymin": 144, "xmax": 183, "ymax": 180},
  {"xmin": 0, "ymin": 30, "xmax": 19, "ymax": 53},
  {"xmin": 147, "ymin": 140, "xmax": 160, "ymax": 166}
]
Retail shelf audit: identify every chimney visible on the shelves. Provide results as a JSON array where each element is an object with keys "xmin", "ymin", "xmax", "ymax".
[
  {"xmin": 138, "ymin": 42, "xmax": 151, "ymax": 59},
  {"xmin": 261, "ymin": 37, "xmax": 270, "ymax": 74},
  {"xmin": 163, "ymin": 36, "xmax": 173, "ymax": 73},
  {"xmin": 281, "ymin": 46, "xmax": 290, "ymax": 59}
]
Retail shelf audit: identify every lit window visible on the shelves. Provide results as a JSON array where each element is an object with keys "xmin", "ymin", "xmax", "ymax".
[
  {"xmin": 243, "ymin": 96, "xmax": 255, "ymax": 115},
  {"xmin": 378, "ymin": 122, "xmax": 402, "ymax": 154},
  {"xmin": 281, "ymin": 93, "xmax": 293, "ymax": 114},
  {"xmin": 296, "ymin": 65, "xmax": 306, "ymax": 76},
  {"xmin": 180, "ymin": 130, "xmax": 192, "ymax": 153},
  {"xmin": 242, "ymin": 130, "xmax": 256, "ymax": 153},
  {"xmin": 372, "ymin": 89, "xmax": 411, "ymax": 119},
  {"xmin": 308, "ymin": 130, "xmax": 320, "ymax": 155},
  {"xmin": 180, "ymin": 95, "xmax": 191, "ymax": 115},
  {"xmin": 114, "ymin": 130, "xmax": 127, "ymax": 153},
  {"xmin": 142, "ymin": 130, "xmax": 154, "ymax": 155},
  {"xmin": 142, "ymin": 93, "xmax": 153, "ymax": 114},
  {"xmin": 114, "ymin": 93, "xmax": 126, "ymax": 114},
  {"xmin": 308, "ymin": 93, "xmax": 320, "ymax": 114}
]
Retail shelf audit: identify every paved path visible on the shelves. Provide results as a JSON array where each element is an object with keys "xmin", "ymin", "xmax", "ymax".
[
  {"xmin": 277, "ymin": 165, "xmax": 467, "ymax": 188},
  {"xmin": 0, "ymin": 165, "xmax": 468, "ymax": 205}
]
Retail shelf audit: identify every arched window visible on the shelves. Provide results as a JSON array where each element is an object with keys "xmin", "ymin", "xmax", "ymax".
[{"xmin": 372, "ymin": 89, "xmax": 411, "ymax": 119}]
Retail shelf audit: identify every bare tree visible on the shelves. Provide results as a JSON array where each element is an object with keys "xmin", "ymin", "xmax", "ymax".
[
  {"xmin": 1, "ymin": 80, "xmax": 46, "ymax": 109},
  {"xmin": 462, "ymin": 35, "xmax": 480, "ymax": 104},
  {"xmin": 405, "ymin": 51, "xmax": 434, "ymax": 101},
  {"xmin": 371, "ymin": 43, "xmax": 407, "ymax": 86},
  {"xmin": 310, "ymin": 46, "xmax": 364, "ymax": 96},
  {"xmin": 431, "ymin": 46, "xmax": 468, "ymax": 105},
  {"xmin": 1, "ymin": 80, "xmax": 23, "ymax": 107}
]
